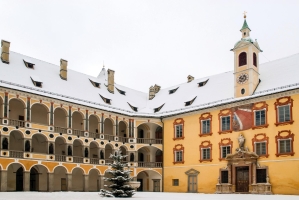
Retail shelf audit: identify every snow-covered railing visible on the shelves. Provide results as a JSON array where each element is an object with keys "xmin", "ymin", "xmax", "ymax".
[
  {"xmin": 137, "ymin": 162, "xmax": 162, "ymax": 168},
  {"xmin": 136, "ymin": 138, "xmax": 162, "ymax": 144}
]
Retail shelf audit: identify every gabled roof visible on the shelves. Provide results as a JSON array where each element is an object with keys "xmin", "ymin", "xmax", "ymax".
[{"xmin": 1, "ymin": 52, "xmax": 299, "ymax": 117}]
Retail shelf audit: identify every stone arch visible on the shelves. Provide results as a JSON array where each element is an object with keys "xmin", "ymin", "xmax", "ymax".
[
  {"xmin": 72, "ymin": 111, "xmax": 84, "ymax": 130},
  {"xmin": 9, "ymin": 130, "xmax": 24, "ymax": 151},
  {"xmin": 89, "ymin": 168, "xmax": 100, "ymax": 191},
  {"xmin": 31, "ymin": 103, "xmax": 49, "ymax": 125},
  {"xmin": 89, "ymin": 114, "xmax": 99, "ymax": 133},
  {"xmin": 54, "ymin": 107, "xmax": 68, "ymax": 128},
  {"xmin": 32, "ymin": 133, "xmax": 48, "ymax": 154},
  {"xmin": 119, "ymin": 146, "xmax": 127, "ymax": 161},
  {"xmin": 29, "ymin": 164, "xmax": 49, "ymax": 191},
  {"xmin": 8, "ymin": 98, "xmax": 26, "ymax": 123},
  {"xmin": 105, "ymin": 143, "xmax": 113, "ymax": 162},
  {"xmin": 53, "ymin": 165, "xmax": 67, "ymax": 191},
  {"xmin": 55, "ymin": 136, "xmax": 67, "ymax": 155},
  {"xmin": 90, "ymin": 141, "xmax": 99, "ymax": 159},
  {"xmin": 136, "ymin": 169, "xmax": 162, "ymax": 192},
  {"xmin": 119, "ymin": 120, "xmax": 128, "ymax": 138},
  {"xmin": 72, "ymin": 167, "xmax": 84, "ymax": 191},
  {"xmin": 73, "ymin": 139, "xmax": 83, "ymax": 157},
  {"xmin": 6, "ymin": 163, "xmax": 25, "ymax": 191},
  {"xmin": 104, "ymin": 118, "xmax": 114, "ymax": 135},
  {"xmin": 137, "ymin": 124, "xmax": 150, "ymax": 139}
]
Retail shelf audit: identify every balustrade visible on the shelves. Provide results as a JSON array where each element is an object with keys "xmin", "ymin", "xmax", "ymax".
[
  {"xmin": 54, "ymin": 126, "xmax": 68, "ymax": 134},
  {"xmin": 89, "ymin": 132, "xmax": 100, "ymax": 139},
  {"xmin": 73, "ymin": 156, "xmax": 83, "ymax": 163},
  {"xmin": 118, "ymin": 136, "xmax": 128, "ymax": 143},
  {"xmin": 90, "ymin": 158, "xmax": 99, "ymax": 164},
  {"xmin": 9, "ymin": 119, "xmax": 25, "ymax": 127},
  {"xmin": 137, "ymin": 162, "xmax": 162, "ymax": 168},
  {"xmin": 136, "ymin": 138, "xmax": 162, "ymax": 144},
  {"xmin": 9, "ymin": 150, "xmax": 23, "ymax": 158},
  {"xmin": 104, "ymin": 134, "xmax": 114, "ymax": 141},
  {"xmin": 73, "ymin": 129, "xmax": 85, "ymax": 137},
  {"xmin": 55, "ymin": 154, "xmax": 66, "ymax": 162}
]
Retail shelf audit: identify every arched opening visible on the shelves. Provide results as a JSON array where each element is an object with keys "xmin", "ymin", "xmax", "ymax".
[
  {"xmin": 137, "ymin": 170, "xmax": 162, "ymax": 192},
  {"xmin": 239, "ymin": 52, "xmax": 247, "ymax": 66},
  {"xmin": 130, "ymin": 153, "xmax": 135, "ymax": 162},
  {"xmin": 138, "ymin": 129, "xmax": 144, "ymax": 138},
  {"xmin": 25, "ymin": 140, "xmax": 30, "ymax": 152},
  {"xmin": 84, "ymin": 147, "xmax": 89, "ymax": 158},
  {"xmin": 30, "ymin": 167, "xmax": 39, "ymax": 191},
  {"xmin": 89, "ymin": 115, "xmax": 99, "ymax": 134},
  {"xmin": 49, "ymin": 143, "xmax": 54, "ymax": 154},
  {"xmin": 8, "ymin": 99, "xmax": 25, "ymax": 126},
  {"xmin": 104, "ymin": 118, "xmax": 113, "ymax": 135},
  {"xmin": 119, "ymin": 146, "xmax": 127, "ymax": 161},
  {"xmin": 73, "ymin": 139, "xmax": 83, "ymax": 157},
  {"xmin": 253, "ymin": 52, "xmax": 257, "ymax": 67},
  {"xmin": 156, "ymin": 150, "xmax": 163, "ymax": 162},
  {"xmin": 100, "ymin": 150, "xmax": 104, "ymax": 159},
  {"xmin": 155, "ymin": 127, "xmax": 162, "ymax": 139},
  {"xmin": 105, "ymin": 144, "xmax": 113, "ymax": 164},
  {"xmin": 90, "ymin": 141, "xmax": 99, "ymax": 159},
  {"xmin": 138, "ymin": 152, "xmax": 144, "ymax": 162},
  {"xmin": 2, "ymin": 137, "xmax": 8, "ymax": 149},
  {"xmin": 30, "ymin": 165, "xmax": 48, "ymax": 191},
  {"xmin": 7, "ymin": 163, "xmax": 24, "ymax": 191},
  {"xmin": 72, "ymin": 168, "xmax": 84, "ymax": 191},
  {"xmin": 89, "ymin": 169, "xmax": 100, "ymax": 191},
  {"xmin": 55, "ymin": 137, "xmax": 66, "ymax": 161},
  {"xmin": 54, "ymin": 107, "xmax": 67, "ymax": 128},
  {"xmin": 9, "ymin": 131, "xmax": 24, "ymax": 151},
  {"xmin": 53, "ymin": 166, "xmax": 67, "ymax": 191},
  {"xmin": 31, "ymin": 103, "xmax": 48, "ymax": 125},
  {"xmin": 32, "ymin": 134, "xmax": 48, "ymax": 154},
  {"xmin": 119, "ymin": 121, "xmax": 127, "ymax": 138},
  {"xmin": 72, "ymin": 111, "xmax": 84, "ymax": 130}
]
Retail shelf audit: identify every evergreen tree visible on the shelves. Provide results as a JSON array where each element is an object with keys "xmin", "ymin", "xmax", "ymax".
[{"xmin": 100, "ymin": 150, "xmax": 135, "ymax": 198}]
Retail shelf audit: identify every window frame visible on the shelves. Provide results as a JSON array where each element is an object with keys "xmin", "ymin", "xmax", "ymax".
[
  {"xmin": 172, "ymin": 179, "xmax": 179, "ymax": 186},
  {"xmin": 252, "ymin": 133, "xmax": 269, "ymax": 158},
  {"xmin": 218, "ymin": 109, "xmax": 232, "ymax": 134},
  {"xmin": 253, "ymin": 52, "xmax": 257, "ymax": 67},
  {"xmin": 199, "ymin": 112, "xmax": 212, "ymax": 137},
  {"xmin": 173, "ymin": 144, "xmax": 184, "ymax": 164},
  {"xmin": 218, "ymin": 138, "xmax": 233, "ymax": 161},
  {"xmin": 252, "ymin": 101, "xmax": 269, "ymax": 130},
  {"xmin": 199, "ymin": 141, "xmax": 213, "ymax": 162},
  {"xmin": 274, "ymin": 96, "xmax": 294, "ymax": 126},
  {"xmin": 238, "ymin": 52, "xmax": 247, "ymax": 67},
  {"xmin": 275, "ymin": 130, "xmax": 294, "ymax": 157},
  {"xmin": 256, "ymin": 166, "xmax": 269, "ymax": 184},
  {"xmin": 173, "ymin": 118, "xmax": 185, "ymax": 140},
  {"xmin": 220, "ymin": 170, "xmax": 229, "ymax": 184}
]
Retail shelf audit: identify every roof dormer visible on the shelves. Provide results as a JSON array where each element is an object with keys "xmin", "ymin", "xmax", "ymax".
[
  {"xmin": 30, "ymin": 75, "xmax": 43, "ymax": 88},
  {"xmin": 99, "ymin": 94, "xmax": 111, "ymax": 104},
  {"xmin": 23, "ymin": 59, "xmax": 35, "ymax": 69}
]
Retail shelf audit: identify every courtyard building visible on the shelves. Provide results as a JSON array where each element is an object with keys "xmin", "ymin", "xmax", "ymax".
[{"xmin": 0, "ymin": 16, "xmax": 299, "ymax": 194}]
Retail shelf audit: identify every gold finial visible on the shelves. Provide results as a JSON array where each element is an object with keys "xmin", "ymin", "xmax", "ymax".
[{"xmin": 243, "ymin": 11, "xmax": 247, "ymax": 19}]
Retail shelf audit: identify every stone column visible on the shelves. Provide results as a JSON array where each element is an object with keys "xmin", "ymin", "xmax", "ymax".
[
  {"xmin": 67, "ymin": 173, "xmax": 72, "ymax": 191},
  {"xmin": 99, "ymin": 175, "xmax": 105, "ymax": 190},
  {"xmin": 47, "ymin": 173, "xmax": 54, "ymax": 192},
  {"xmin": 0, "ymin": 170, "xmax": 7, "ymax": 191},
  {"xmin": 23, "ymin": 171, "xmax": 30, "ymax": 191},
  {"xmin": 84, "ymin": 174, "xmax": 89, "ymax": 192}
]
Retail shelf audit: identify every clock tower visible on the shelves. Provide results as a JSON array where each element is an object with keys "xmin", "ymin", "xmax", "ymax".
[{"xmin": 232, "ymin": 13, "xmax": 262, "ymax": 98}]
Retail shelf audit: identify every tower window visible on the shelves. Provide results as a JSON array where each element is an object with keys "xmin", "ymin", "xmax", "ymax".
[
  {"xmin": 244, "ymin": 32, "xmax": 246, "ymax": 36},
  {"xmin": 241, "ymin": 88, "xmax": 245, "ymax": 95},
  {"xmin": 253, "ymin": 52, "xmax": 257, "ymax": 67},
  {"xmin": 239, "ymin": 52, "xmax": 247, "ymax": 66}
]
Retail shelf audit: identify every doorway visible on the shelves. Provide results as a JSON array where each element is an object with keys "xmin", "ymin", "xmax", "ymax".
[
  {"xmin": 16, "ymin": 167, "xmax": 24, "ymax": 191},
  {"xmin": 30, "ymin": 168, "xmax": 39, "ymax": 191},
  {"xmin": 188, "ymin": 175, "xmax": 197, "ymax": 193},
  {"xmin": 236, "ymin": 166, "xmax": 249, "ymax": 192},
  {"xmin": 137, "ymin": 179, "xmax": 143, "ymax": 191},
  {"xmin": 61, "ymin": 178, "xmax": 67, "ymax": 191},
  {"xmin": 153, "ymin": 179, "xmax": 160, "ymax": 192}
]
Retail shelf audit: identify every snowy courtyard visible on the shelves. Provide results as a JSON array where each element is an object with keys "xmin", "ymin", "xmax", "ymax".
[{"xmin": 0, "ymin": 192, "xmax": 298, "ymax": 200}]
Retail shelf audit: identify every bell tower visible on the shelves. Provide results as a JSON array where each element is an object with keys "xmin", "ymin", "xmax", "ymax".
[{"xmin": 232, "ymin": 13, "xmax": 262, "ymax": 98}]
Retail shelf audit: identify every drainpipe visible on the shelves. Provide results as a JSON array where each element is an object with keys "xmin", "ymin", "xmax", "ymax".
[{"xmin": 160, "ymin": 116, "xmax": 164, "ymax": 192}]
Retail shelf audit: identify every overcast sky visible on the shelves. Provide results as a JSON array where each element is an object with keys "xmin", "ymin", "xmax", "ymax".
[{"xmin": 1, "ymin": 0, "xmax": 299, "ymax": 92}]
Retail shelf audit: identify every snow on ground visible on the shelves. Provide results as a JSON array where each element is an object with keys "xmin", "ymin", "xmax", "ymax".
[{"xmin": 0, "ymin": 192, "xmax": 298, "ymax": 200}]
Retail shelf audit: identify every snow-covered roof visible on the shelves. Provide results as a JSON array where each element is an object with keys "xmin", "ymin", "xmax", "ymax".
[{"xmin": 1, "ymin": 51, "xmax": 299, "ymax": 117}]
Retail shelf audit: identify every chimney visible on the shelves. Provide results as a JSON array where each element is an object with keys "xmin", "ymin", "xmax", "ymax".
[
  {"xmin": 107, "ymin": 69, "xmax": 115, "ymax": 93},
  {"xmin": 1, "ymin": 40, "xmax": 10, "ymax": 64},
  {"xmin": 153, "ymin": 84, "xmax": 161, "ymax": 93},
  {"xmin": 149, "ymin": 86, "xmax": 155, "ymax": 100},
  {"xmin": 60, "ymin": 59, "xmax": 68, "ymax": 80},
  {"xmin": 187, "ymin": 75, "xmax": 194, "ymax": 83}
]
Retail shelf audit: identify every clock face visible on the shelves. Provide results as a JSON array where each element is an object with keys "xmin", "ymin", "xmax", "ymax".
[{"xmin": 237, "ymin": 73, "xmax": 249, "ymax": 84}]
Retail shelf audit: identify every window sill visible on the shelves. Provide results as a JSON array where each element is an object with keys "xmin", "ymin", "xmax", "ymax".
[
  {"xmin": 218, "ymin": 158, "xmax": 227, "ymax": 161},
  {"xmin": 199, "ymin": 159, "xmax": 212, "ymax": 163},
  {"xmin": 275, "ymin": 120, "xmax": 294, "ymax": 127},
  {"xmin": 218, "ymin": 130, "xmax": 232, "ymax": 134},
  {"xmin": 173, "ymin": 137, "xmax": 185, "ymax": 141},
  {"xmin": 199, "ymin": 132, "xmax": 213, "ymax": 137},
  {"xmin": 256, "ymin": 154, "xmax": 269, "ymax": 158},
  {"xmin": 275, "ymin": 152, "xmax": 295, "ymax": 157},
  {"xmin": 252, "ymin": 124, "xmax": 269, "ymax": 130},
  {"xmin": 173, "ymin": 161, "xmax": 184, "ymax": 165}
]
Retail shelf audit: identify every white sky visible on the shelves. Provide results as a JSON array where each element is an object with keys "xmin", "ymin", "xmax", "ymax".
[{"xmin": 1, "ymin": 0, "xmax": 299, "ymax": 92}]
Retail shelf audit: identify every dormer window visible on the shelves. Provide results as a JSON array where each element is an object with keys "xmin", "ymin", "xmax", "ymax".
[
  {"xmin": 198, "ymin": 79, "xmax": 209, "ymax": 87},
  {"xmin": 169, "ymin": 87, "xmax": 179, "ymax": 94},
  {"xmin": 99, "ymin": 94, "xmax": 111, "ymax": 104},
  {"xmin": 89, "ymin": 79, "xmax": 101, "ymax": 88},
  {"xmin": 127, "ymin": 103, "xmax": 138, "ymax": 112},
  {"xmin": 30, "ymin": 76, "xmax": 43, "ymax": 88},
  {"xmin": 185, "ymin": 97, "xmax": 196, "ymax": 106},
  {"xmin": 23, "ymin": 59, "xmax": 35, "ymax": 69},
  {"xmin": 116, "ymin": 87, "xmax": 126, "ymax": 95},
  {"xmin": 154, "ymin": 104, "xmax": 165, "ymax": 113}
]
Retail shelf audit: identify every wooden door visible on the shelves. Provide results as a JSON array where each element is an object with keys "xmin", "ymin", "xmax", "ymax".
[
  {"xmin": 153, "ymin": 180, "xmax": 160, "ymax": 192},
  {"xmin": 61, "ymin": 178, "xmax": 67, "ymax": 191},
  {"xmin": 188, "ymin": 175, "xmax": 197, "ymax": 193},
  {"xmin": 236, "ymin": 167, "xmax": 249, "ymax": 192}
]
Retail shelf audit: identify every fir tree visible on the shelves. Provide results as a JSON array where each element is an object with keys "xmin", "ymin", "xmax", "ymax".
[{"xmin": 100, "ymin": 150, "xmax": 135, "ymax": 198}]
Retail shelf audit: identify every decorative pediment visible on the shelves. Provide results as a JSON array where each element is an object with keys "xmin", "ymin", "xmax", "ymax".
[
  {"xmin": 185, "ymin": 168, "xmax": 200, "ymax": 175},
  {"xmin": 226, "ymin": 151, "xmax": 258, "ymax": 161}
]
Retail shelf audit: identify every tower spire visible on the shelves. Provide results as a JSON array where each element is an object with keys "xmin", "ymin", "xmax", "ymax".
[{"xmin": 240, "ymin": 12, "xmax": 251, "ymax": 31}]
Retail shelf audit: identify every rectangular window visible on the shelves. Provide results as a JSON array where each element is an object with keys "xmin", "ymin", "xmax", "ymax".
[
  {"xmin": 221, "ymin": 171, "xmax": 229, "ymax": 183},
  {"xmin": 221, "ymin": 146, "xmax": 231, "ymax": 158},
  {"xmin": 255, "ymin": 142, "xmax": 266, "ymax": 155},
  {"xmin": 172, "ymin": 179, "xmax": 179, "ymax": 186},
  {"xmin": 202, "ymin": 148, "xmax": 210, "ymax": 160},
  {"xmin": 201, "ymin": 119, "xmax": 210, "ymax": 134},
  {"xmin": 279, "ymin": 139, "xmax": 291, "ymax": 153},
  {"xmin": 221, "ymin": 116, "xmax": 230, "ymax": 131},
  {"xmin": 175, "ymin": 151, "xmax": 182, "ymax": 162},
  {"xmin": 255, "ymin": 110, "xmax": 266, "ymax": 126},
  {"xmin": 278, "ymin": 105, "xmax": 290, "ymax": 123},
  {"xmin": 256, "ymin": 169, "xmax": 267, "ymax": 183},
  {"xmin": 175, "ymin": 125, "xmax": 183, "ymax": 138}
]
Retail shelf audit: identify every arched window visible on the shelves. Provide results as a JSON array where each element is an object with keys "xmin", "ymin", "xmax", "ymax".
[
  {"xmin": 49, "ymin": 143, "xmax": 54, "ymax": 154},
  {"xmin": 2, "ymin": 138, "xmax": 8, "ymax": 149},
  {"xmin": 25, "ymin": 140, "xmax": 30, "ymax": 152},
  {"xmin": 253, "ymin": 53, "xmax": 257, "ymax": 67},
  {"xmin": 130, "ymin": 153, "xmax": 135, "ymax": 162},
  {"xmin": 239, "ymin": 52, "xmax": 247, "ymax": 66},
  {"xmin": 68, "ymin": 146, "xmax": 72, "ymax": 156},
  {"xmin": 85, "ymin": 148, "xmax": 89, "ymax": 158},
  {"xmin": 100, "ymin": 150, "xmax": 104, "ymax": 159}
]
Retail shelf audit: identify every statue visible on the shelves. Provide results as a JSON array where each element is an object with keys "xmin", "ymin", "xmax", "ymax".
[{"xmin": 238, "ymin": 134, "xmax": 245, "ymax": 151}]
